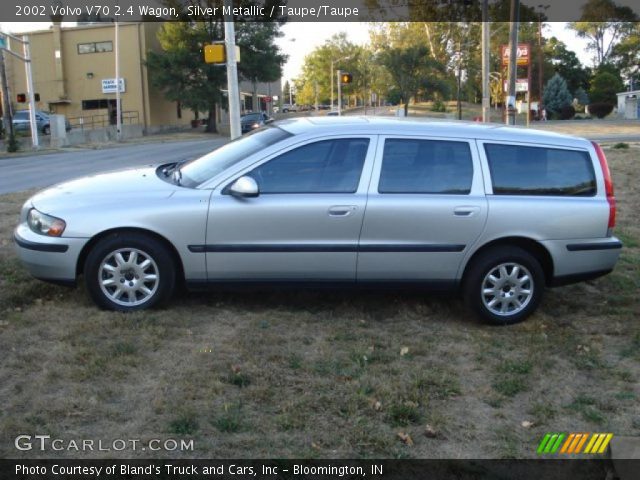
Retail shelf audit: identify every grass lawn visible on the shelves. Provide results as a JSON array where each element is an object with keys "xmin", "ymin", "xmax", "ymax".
[{"xmin": 0, "ymin": 146, "xmax": 638, "ymax": 459}]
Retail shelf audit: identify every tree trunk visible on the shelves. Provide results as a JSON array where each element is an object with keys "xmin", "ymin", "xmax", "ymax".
[
  {"xmin": 206, "ymin": 102, "xmax": 217, "ymax": 133},
  {"xmin": 404, "ymin": 101, "xmax": 409, "ymax": 117}
]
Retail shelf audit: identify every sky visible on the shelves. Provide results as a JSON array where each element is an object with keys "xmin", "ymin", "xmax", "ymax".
[{"xmin": 0, "ymin": 21, "xmax": 591, "ymax": 83}]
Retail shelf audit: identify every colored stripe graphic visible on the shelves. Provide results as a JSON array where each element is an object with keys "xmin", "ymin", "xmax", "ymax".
[
  {"xmin": 539, "ymin": 433, "xmax": 613, "ymax": 455},
  {"xmin": 575, "ymin": 433, "xmax": 590, "ymax": 453}
]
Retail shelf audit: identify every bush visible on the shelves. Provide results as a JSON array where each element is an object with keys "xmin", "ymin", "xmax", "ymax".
[
  {"xmin": 613, "ymin": 142, "xmax": 629, "ymax": 149},
  {"xmin": 430, "ymin": 99, "xmax": 446, "ymax": 112},
  {"xmin": 590, "ymin": 71, "xmax": 623, "ymax": 105},
  {"xmin": 588, "ymin": 103, "xmax": 614, "ymax": 119},
  {"xmin": 559, "ymin": 104, "xmax": 576, "ymax": 120}
]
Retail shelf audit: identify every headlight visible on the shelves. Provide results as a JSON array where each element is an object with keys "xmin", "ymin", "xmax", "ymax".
[
  {"xmin": 252, "ymin": 123, "xmax": 260, "ymax": 129},
  {"xmin": 27, "ymin": 209, "xmax": 66, "ymax": 237}
]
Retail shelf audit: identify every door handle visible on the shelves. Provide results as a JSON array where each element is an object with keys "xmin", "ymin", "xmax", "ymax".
[
  {"xmin": 328, "ymin": 205, "xmax": 357, "ymax": 217},
  {"xmin": 454, "ymin": 206, "xmax": 480, "ymax": 217}
]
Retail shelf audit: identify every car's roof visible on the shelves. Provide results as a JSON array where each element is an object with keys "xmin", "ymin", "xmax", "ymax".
[{"xmin": 275, "ymin": 117, "xmax": 591, "ymax": 149}]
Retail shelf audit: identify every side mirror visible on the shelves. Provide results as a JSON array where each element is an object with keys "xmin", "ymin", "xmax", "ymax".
[{"xmin": 228, "ymin": 176, "xmax": 259, "ymax": 198}]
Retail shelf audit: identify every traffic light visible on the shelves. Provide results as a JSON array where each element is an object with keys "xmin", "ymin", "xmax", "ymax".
[
  {"xmin": 17, "ymin": 93, "xmax": 26, "ymax": 103},
  {"xmin": 204, "ymin": 44, "xmax": 225, "ymax": 64},
  {"xmin": 35, "ymin": 93, "xmax": 40, "ymax": 102},
  {"xmin": 340, "ymin": 73, "xmax": 353, "ymax": 84}
]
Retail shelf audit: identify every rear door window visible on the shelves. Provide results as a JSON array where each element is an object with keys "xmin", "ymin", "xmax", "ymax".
[
  {"xmin": 378, "ymin": 138, "xmax": 473, "ymax": 194},
  {"xmin": 484, "ymin": 143, "xmax": 596, "ymax": 196}
]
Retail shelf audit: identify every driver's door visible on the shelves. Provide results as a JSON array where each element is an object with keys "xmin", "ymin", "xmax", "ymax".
[{"xmin": 204, "ymin": 136, "xmax": 376, "ymax": 281}]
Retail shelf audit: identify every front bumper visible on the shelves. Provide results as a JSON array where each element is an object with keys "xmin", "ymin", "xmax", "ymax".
[{"xmin": 13, "ymin": 224, "xmax": 89, "ymax": 283}]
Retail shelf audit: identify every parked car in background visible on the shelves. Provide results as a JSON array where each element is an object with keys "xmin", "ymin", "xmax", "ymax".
[
  {"xmin": 240, "ymin": 112, "xmax": 273, "ymax": 134},
  {"xmin": 14, "ymin": 118, "xmax": 621, "ymax": 324},
  {"xmin": 12, "ymin": 110, "xmax": 71, "ymax": 135},
  {"xmin": 281, "ymin": 104, "xmax": 298, "ymax": 113}
]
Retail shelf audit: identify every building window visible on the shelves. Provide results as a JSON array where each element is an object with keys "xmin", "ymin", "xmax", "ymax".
[
  {"xmin": 78, "ymin": 41, "xmax": 113, "ymax": 54},
  {"xmin": 82, "ymin": 99, "xmax": 115, "ymax": 110}
]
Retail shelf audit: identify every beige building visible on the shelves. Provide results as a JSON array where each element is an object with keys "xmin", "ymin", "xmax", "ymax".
[{"xmin": 2, "ymin": 22, "xmax": 281, "ymax": 133}]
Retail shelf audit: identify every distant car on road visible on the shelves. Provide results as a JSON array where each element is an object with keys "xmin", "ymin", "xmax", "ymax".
[
  {"xmin": 240, "ymin": 112, "xmax": 273, "ymax": 134},
  {"xmin": 281, "ymin": 104, "xmax": 298, "ymax": 113},
  {"xmin": 12, "ymin": 110, "xmax": 71, "ymax": 135}
]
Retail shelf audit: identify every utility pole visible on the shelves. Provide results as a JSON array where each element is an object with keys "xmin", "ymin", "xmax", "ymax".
[
  {"xmin": 337, "ymin": 69, "xmax": 342, "ymax": 115},
  {"xmin": 223, "ymin": 0, "xmax": 241, "ymax": 139},
  {"xmin": 481, "ymin": 0, "xmax": 490, "ymax": 122},
  {"xmin": 0, "ymin": 47, "xmax": 14, "ymax": 140},
  {"xmin": 506, "ymin": 0, "xmax": 520, "ymax": 125},
  {"xmin": 1, "ymin": 32, "xmax": 38, "ymax": 148},
  {"xmin": 114, "ymin": 18, "xmax": 121, "ymax": 142}
]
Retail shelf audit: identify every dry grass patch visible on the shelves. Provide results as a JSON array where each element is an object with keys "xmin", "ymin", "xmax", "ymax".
[{"xmin": 0, "ymin": 149, "xmax": 638, "ymax": 459}]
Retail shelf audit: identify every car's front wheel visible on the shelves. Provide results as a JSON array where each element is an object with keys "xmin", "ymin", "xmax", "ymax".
[
  {"xmin": 464, "ymin": 246, "xmax": 544, "ymax": 325},
  {"xmin": 84, "ymin": 232, "xmax": 176, "ymax": 311},
  {"xmin": 42, "ymin": 125, "xmax": 51, "ymax": 135}
]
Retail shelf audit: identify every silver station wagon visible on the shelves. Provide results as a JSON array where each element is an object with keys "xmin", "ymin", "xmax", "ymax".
[{"xmin": 14, "ymin": 118, "xmax": 622, "ymax": 324}]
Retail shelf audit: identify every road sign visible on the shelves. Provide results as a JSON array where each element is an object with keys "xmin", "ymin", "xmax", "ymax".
[{"xmin": 264, "ymin": 96, "xmax": 272, "ymax": 102}]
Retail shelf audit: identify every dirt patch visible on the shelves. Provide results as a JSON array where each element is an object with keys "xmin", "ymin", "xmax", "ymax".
[{"xmin": 0, "ymin": 150, "xmax": 638, "ymax": 459}]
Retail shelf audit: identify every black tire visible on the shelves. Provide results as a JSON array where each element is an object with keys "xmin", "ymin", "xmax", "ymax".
[
  {"xmin": 84, "ymin": 232, "xmax": 176, "ymax": 311},
  {"xmin": 43, "ymin": 125, "xmax": 50, "ymax": 135},
  {"xmin": 463, "ymin": 246, "xmax": 545, "ymax": 325}
]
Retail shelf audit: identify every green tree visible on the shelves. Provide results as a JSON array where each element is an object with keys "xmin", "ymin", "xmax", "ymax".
[
  {"xmin": 589, "ymin": 69, "xmax": 624, "ymax": 104},
  {"xmin": 611, "ymin": 23, "xmax": 640, "ymax": 85},
  {"xmin": 378, "ymin": 45, "xmax": 446, "ymax": 116},
  {"xmin": 149, "ymin": 1, "xmax": 286, "ymax": 132},
  {"xmin": 544, "ymin": 37, "xmax": 591, "ymax": 95},
  {"xmin": 236, "ymin": 22, "xmax": 287, "ymax": 111},
  {"xmin": 542, "ymin": 73, "xmax": 573, "ymax": 118},
  {"xmin": 568, "ymin": 0, "xmax": 638, "ymax": 66},
  {"xmin": 146, "ymin": 21, "xmax": 225, "ymax": 132}
]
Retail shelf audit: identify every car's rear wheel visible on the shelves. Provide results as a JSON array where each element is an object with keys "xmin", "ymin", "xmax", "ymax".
[
  {"xmin": 464, "ymin": 246, "xmax": 544, "ymax": 325},
  {"xmin": 42, "ymin": 125, "xmax": 50, "ymax": 135},
  {"xmin": 84, "ymin": 232, "xmax": 175, "ymax": 311}
]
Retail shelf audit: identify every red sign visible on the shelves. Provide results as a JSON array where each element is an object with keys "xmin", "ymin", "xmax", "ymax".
[
  {"xmin": 263, "ymin": 96, "xmax": 272, "ymax": 103},
  {"xmin": 501, "ymin": 44, "xmax": 530, "ymax": 66}
]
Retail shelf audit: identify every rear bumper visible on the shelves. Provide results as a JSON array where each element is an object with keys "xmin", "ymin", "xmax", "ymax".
[
  {"xmin": 13, "ymin": 224, "xmax": 88, "ymax": 283},
  {"xmin": 542, "ymin": 237, "xmax": 622, "ymax": 286}
]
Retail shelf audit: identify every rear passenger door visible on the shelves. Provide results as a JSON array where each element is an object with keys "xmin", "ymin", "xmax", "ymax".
[{"xmin": 357, "ymin": 136, "xmax": 488, "ymax": 283}]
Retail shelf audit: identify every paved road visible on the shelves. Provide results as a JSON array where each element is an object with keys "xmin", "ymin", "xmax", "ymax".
[{"xmin": 0, "ymin": 137, "xmax": 227, "ymax": 194}]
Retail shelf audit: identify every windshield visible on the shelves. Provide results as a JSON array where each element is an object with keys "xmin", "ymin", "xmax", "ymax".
[
  {"xmin": 179, "ymin": 126, "xmax": 291, "ymax": 187},
  {"xmin": 242, "ymin": 113, "xmax": 262, "ymax": 122}
]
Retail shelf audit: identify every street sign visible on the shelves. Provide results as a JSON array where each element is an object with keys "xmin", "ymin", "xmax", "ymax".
[
  {"xmin": 102, "ymin": 78, "xmax": 125, "ymax": 94},
  {"xmin": 503, "ymin": 79, "xmax": 529, "ymax": 92},
  {"xmin": 501, "ymin": 44, "xmax": 530, "ymax": 66},
  {"xmin": 264, "ymin": 96, "xmax": 272, "ymax": 102}
]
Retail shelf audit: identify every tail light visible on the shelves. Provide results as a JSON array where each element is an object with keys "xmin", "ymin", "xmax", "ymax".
[{"xmin": 591, "ymin": 141, "xmax": 616, "ymax": 233}]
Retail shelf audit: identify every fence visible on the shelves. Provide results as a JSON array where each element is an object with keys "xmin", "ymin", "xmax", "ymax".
[{"xmin": 66, "ymin": 110, "xmax": 140, "ymax": 130}]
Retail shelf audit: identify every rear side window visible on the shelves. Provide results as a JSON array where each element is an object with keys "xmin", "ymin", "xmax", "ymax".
[
  {"xmin": 250, "ymin": 138, "xmax": 369, "ymax": 193},
  {"xmin": 379, "ymin": 139, "xmax": 473, "ymax": 194},
  {"xmin": 485, "ymin": 144, "xmax": 596, "ymax": 196}
]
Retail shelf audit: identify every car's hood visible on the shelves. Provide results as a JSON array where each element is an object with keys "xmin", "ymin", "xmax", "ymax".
[{"xmin": 30, "ymin": 165, "xmax": 177, "ymax": 213}]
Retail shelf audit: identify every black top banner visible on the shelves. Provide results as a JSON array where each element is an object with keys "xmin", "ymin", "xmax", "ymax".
[{"xmin": 3, "ymin": 0, "xmax": 640, "ymax": 23}]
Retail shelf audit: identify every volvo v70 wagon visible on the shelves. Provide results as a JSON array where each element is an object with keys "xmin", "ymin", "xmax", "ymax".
[{"xmin": 14, "ymin": 118, "xmax": 622, "ymax": 324}]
